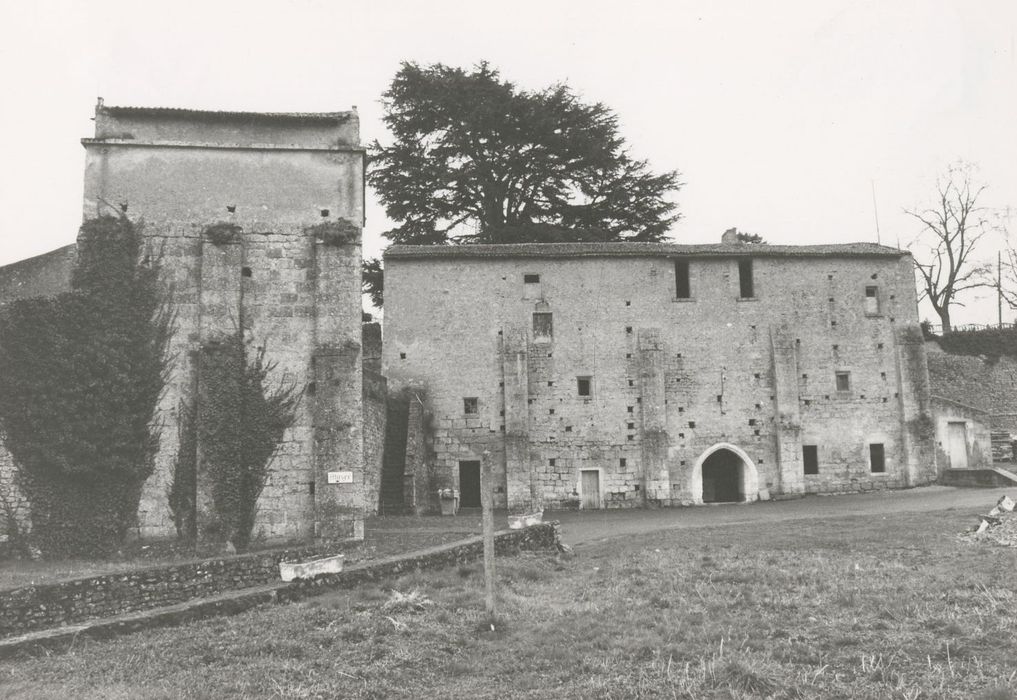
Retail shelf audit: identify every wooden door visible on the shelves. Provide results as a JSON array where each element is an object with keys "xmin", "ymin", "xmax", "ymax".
[
  {"xmin": 947, "ymin": 422, "xmax": 968, "ymax": 469},
  {"xmin": 458, "ymin": 461, "xmax": 481, "ymax": 507},
  {"xmin": 580, "ymin": 470, "xmax": 600, "ymax": 509}
]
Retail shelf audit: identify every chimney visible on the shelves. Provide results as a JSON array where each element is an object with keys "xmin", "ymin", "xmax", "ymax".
[{"xmin": 721, "ymin": 227, "xmax": 739, "ymax": 245}]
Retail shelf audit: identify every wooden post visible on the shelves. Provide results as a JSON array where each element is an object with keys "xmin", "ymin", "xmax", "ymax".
[{"xmin": 481, "ymin": 450, "xmax": 496, "ymax": 620}]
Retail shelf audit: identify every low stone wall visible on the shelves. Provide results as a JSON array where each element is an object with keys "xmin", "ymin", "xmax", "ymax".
[
  {"xmin": 0, "ymin": 540, "xmax": 346, "ymax": 638},
  {"xmin": 281, "ymin": 521, "xmax": 560, "ymax": 599},
  {"xmin": 0, "ymin": 522, "xmax": 561, "ymax": 640}
]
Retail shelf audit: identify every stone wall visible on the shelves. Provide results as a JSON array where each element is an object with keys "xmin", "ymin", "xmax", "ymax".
[
  {"xmin": 0, "ymin": 245, "xmax": 75, "ymax": 304},
  {"xmin": 930, "ymin": 396, "xmax": 993, "ymax": 471},
  {"xmin": 0, "ymin": 522, "xmax": 560, "ymax": 639},
  {"xmin": 927, "ymin": 350, "xmax": 1017, "ymax": 430},
  {"xmin": 0, "ymin": 102, "xmax": 372, "ymax": 546},
  {"xmin": 82, "ymin": 103, "xmax": 368, "ymax": 542},
  {"xmin": 383, "ymin": 243, "xmax": 935, "ymax": 510},
  {"xmin": 363, "ymin": 369, "xmax": 388, "ymax": 514},
  {"xmin": 0, "ymin": 540, "xmax": 346, "ymax": 638}
]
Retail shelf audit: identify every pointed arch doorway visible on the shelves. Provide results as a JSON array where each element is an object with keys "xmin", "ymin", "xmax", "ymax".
[{"xmin": 690, "ymin": 443, "xmax": 759, "ymax": 504}]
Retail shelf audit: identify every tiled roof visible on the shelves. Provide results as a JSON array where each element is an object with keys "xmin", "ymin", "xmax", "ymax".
[
  {"xmin": 99, "ymin": 105, "xmax": 354, "ymax": 123},
  {"xmin": 384, "ymin": 242, "xmax": 907, "ymax": 260}
]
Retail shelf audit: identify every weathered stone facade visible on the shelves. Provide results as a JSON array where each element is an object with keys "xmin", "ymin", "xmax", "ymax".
[
  {"xmin": 382, "ymin": 240, "xmax": 937, "ymax": 511},
  {"xmin": 0, "ymin": 100, "xmax": 373, "ymax": 542}
]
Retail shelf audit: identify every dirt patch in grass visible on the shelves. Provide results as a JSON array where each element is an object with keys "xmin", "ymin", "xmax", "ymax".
[{"xmin": 2, "ymin": 510, "xmax": 1016, "ymax": 699}]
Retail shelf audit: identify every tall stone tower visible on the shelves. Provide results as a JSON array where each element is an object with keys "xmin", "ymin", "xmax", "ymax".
[{"xmin": 81, "ymin": 99, "xmax": 367, "ymax": 541}]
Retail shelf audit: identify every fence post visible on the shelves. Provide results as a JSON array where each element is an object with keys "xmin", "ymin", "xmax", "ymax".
[{"xmin": 481, "ymin": 450, "xmax": 497, "ymax": 621}]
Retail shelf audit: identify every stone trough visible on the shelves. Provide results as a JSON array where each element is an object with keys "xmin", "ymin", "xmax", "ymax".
[{"xmin": 279, "ymin": 554, "xmax": 346, "ymax": 582}]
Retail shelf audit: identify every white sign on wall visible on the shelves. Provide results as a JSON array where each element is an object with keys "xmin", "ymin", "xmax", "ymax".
[{"xmin": 327, "ymin": 471, "xmax": 354, "ymax": 484}]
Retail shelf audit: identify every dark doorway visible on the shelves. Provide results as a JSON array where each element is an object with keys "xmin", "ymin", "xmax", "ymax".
[
  {"xmin": 702, "ymin": 449, "xmax": 742, "ymax": 503},
  {"xmin": 459, "ymin": 461, "xmax": 481, "ymax": 508}
]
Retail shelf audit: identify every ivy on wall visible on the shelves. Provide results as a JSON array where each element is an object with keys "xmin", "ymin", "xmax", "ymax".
[
  {"xmin": 193, "ymin": 332, "xmax": 300, "ymax": 551},
  {"xmin": 168, "ymin": 398, "xmax": 197, "ymax": 543},
  {"xmin": 0, "ymin": 216, "xmax": 172, "ymax": 556}
]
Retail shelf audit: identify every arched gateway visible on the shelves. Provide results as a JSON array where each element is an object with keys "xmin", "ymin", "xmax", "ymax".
[{"xmin": 690, "ymin": 443, "xmax": 759, "ymax": 504}]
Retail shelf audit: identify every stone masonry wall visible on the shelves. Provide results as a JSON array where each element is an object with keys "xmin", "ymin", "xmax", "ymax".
[
  {"xmin": 0, "ymin": 522, "xmax": 560, "ymax": 639},
  {"xmin": 0, "ymin": 539, "xmax": 345, "ymax": 638},
  {"xmin": 383, "ymin": 247, "xmax": 933, "ymax": 510},
  {"xmin": 363, "ymin": 369, "xmax": 387, "ymax": 514},
  {"xmin": 79, "ymin": 106, "xmax": 366, "ymax": 541}
]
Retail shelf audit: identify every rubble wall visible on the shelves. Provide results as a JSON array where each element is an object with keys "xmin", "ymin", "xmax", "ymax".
[{"xmin": 383, "ymin": 249, "xmax": 933, "ymax": 509}]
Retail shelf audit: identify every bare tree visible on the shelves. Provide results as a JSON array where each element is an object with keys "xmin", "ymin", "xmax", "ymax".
[
  {"xmin": 906, "ymin": 163, "xmax": 995, "ymax": 333},
  {"xmin": 1002, "ymin": 240, "xmax": 1017, "ymax": 312}
]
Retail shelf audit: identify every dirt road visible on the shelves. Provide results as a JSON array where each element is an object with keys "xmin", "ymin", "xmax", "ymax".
[{"xmin": 547, "ymin": 485, "xmax": 1013, "ymax": 546}]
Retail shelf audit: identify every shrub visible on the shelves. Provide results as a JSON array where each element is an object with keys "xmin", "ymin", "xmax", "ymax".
[
  {"xmin": 196, "ymin": 332, "xmax": 300, "ymax": 550},
  {"xmin": 935, "ymin": 327, "xmax": 1017, "ymax": 360},
  {"xmin": 306, "ymin": 219, "xmax": 361, "ymax": 247},
  {"xmin": 0, "ymin": 216, "xmax": 172, "ymax": 556}
]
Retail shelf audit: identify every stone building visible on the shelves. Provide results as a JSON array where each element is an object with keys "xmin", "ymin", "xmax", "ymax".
[
  {"xmin": 381, "ymin": 236, "xmax": 937, "ymax": 511},
  {"xmin": 1, "ymin": 100, "xmax": 376, "ymax": 542}
]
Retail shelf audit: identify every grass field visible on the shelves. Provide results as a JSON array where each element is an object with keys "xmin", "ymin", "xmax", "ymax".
[{"xmin": 2, "ymin": 508, "xmax": 1016, "ymax": 699}]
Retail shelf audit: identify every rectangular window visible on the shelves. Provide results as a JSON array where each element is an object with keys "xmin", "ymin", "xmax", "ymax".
[
  {"xmin": 738, "ymin": 259, "xmax": 754, "ymax": 298},
  {"xmin": 463, "ymin": 397, "xmax": 478, "ymax": 414},
  {"xmin": 523, "ymin": 274, "xmax": 540, "ymax": 284},
  {"xmin": 835, "ymin": 372, "xmax": 851, "ymax": 392},
  {"xmin": 577, "ymin": 376, "xmax": 592, "ymax": 397},
  {"xmin": 869, "ymin": 443, "xmax": 886, "ymax": 473},
  {"xmin": 532, "ymin": 312, "xmax": 553, "ymax": 340},
  {"xmin": 864, "ymin": 286, "xmax": 879, "ymax": 315},
  {"xmin": 802, "ymin": 445, "xmax": 819, "ymax": 475},
  {"xmin": 674, "ymin": 259, "xmax": 691, "ymax": 299}
]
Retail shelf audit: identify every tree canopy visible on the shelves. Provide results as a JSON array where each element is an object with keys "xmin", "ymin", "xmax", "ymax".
[{"xmin": 369, "ymin": 61, "xmax": 682, "ymax": 245}]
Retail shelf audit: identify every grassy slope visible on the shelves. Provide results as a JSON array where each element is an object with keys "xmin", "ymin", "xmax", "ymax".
[{"xmin": 2, "ymin": 509, "xmax": 1016, "ymax": 699}]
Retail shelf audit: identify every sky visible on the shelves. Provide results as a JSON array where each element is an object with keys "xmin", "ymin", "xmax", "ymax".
[{"xmin": 0, "ymin": 0, "xmax": 1014, "ymax": 325}]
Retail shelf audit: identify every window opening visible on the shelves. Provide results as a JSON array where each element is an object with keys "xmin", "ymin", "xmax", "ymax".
[
  {"xmin": 463, "ymin": 397, "xmax": 478, "ymax": 414},
  {"xmin": 524, "ymin": 274, "xmax": 540, "ymax": 284},
  {"xmin": 835, "ymin": 372, "xmax": 851, "ymax": 392},
  {"xmin": 865, "ymin": 286, "xmax": 880, "ymax": 315},
  {"xmin": 870, "ymin": 443, "xmax": 886, "ymax": 473},
  {"xmin": 577, "ymin": 377, "xmax": 592, "ymax": 397},
  {"xmin": 674, "ymin": 258, "xmax": 691, "ymax": 298},
  {"xmin": 738, "ymin": 259, "xmax": 754, "ymax": 298},
  {"xmin": 803, "ymin": 445, "xmax": 819, "ymax": 475},
  {"xmin": 532, "ymin": 312, "xmax": 553, "ymax": 340}
]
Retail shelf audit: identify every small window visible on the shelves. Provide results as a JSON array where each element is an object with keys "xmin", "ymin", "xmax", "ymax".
[
  {"xmin": 674, "ymin": 259, "xmax": 691, "ymax": 299},
  {"xmin": 738, "ymin": 259, "xmax": 754, "ymax": 298},
  {"xmin": 533, "ymin": 312, "xmax": 553, "ymax": 340},
  {"xmin": 870, "ymin": 443, "xmax": 885, "ymax": 473},
  {"xmin": 835, "ymin": 372, "xmax": 851, "ymax": 392},
  {"xmin": 864, "ymin": 286, "xmax": 880, "ymax": 315},
  {"xmin": 463, "ymin": 397, "xmax": 478, "ymax": 414},
  {"xmin": 524, "ymin": 274, "xmax": 540, "ymax": 284},
  {"xmin": 577, "ymin": 377, "xmax": 592, "ymax": 397},
  {"xmin": 803, "ymin": 445, "xmax": 819, "ymax": 475}
]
